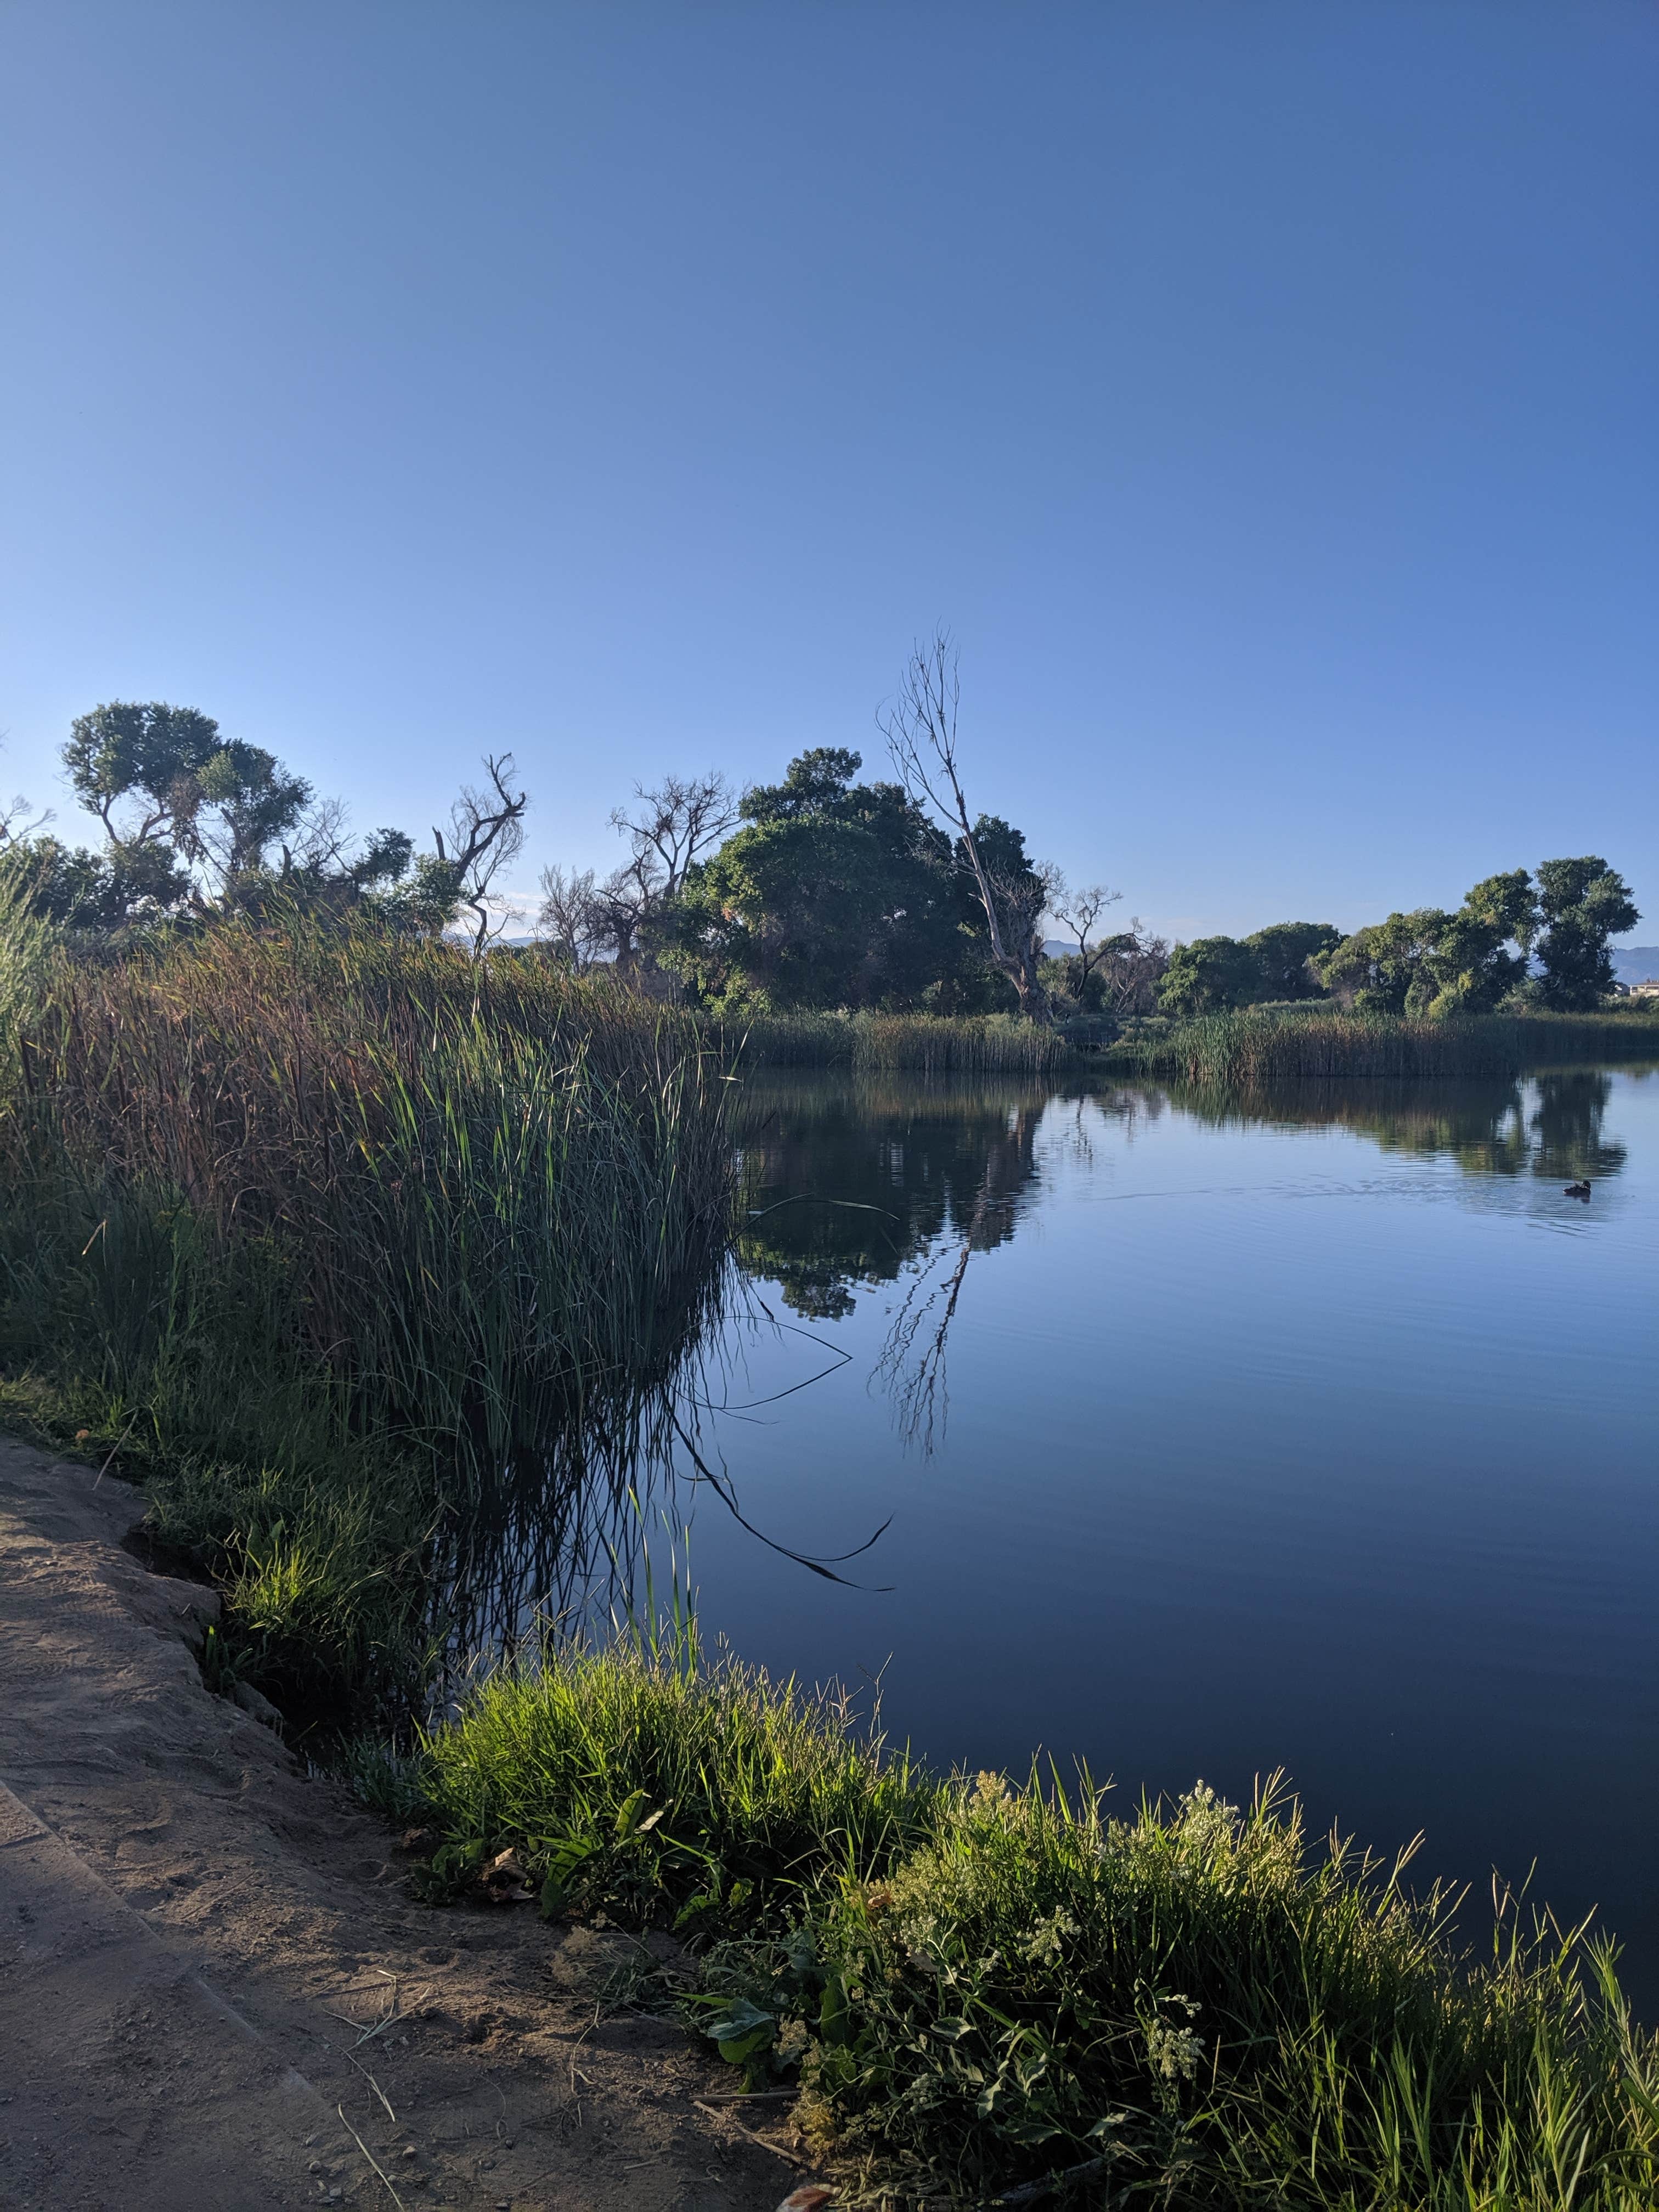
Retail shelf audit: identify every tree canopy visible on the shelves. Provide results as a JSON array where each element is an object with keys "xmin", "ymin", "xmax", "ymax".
[
  {"xmin": 1317, "ymin": 864, "xmax": 1637, "ymax": 1017},
  {"xmin": 1158, "ymin": 923, "xmax": 1341, "ymax": 1016},
  {"xmin": 658, "ymin": 748, "xmax": 983, "ymax": 1010},
  {"xmin": 1, "ymin": 701, "xmax": 528, "ymax": 948}
]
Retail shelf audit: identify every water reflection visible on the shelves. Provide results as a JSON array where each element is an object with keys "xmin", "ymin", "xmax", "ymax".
[
  {"xmin": 733, "ymin": 1077, "xmax": 1047, "ymax": 1318},
  {"xmin": 433, "ymin": 1062, "xmax": 1643, "ymax": 1677},
  {"xmin": 1165, "ymin": 1068, "xmax": 1629, "ymax": 1182},
  {"xmin": 440, "ymin": 1059, "xmax": 1657, "ymax": 2008},
  {"xmin": 426, "ymin": 1245, "xmax": 739, "ymax": 1690},
  {"xmin": 727, "ymin": 1068, "xmax": 1634, "ymax": 1452}
]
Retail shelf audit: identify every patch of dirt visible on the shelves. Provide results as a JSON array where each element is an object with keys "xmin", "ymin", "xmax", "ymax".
[{"xmin": 0, "ymin": 1435, "xmax": 811, "ymax": 2211}]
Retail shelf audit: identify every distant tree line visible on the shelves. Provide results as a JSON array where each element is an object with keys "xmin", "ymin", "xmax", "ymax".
[
  {"xmin": 538, "ymin": 636, "xmax": 1141, "ymax": 1023},
  {"xmin": 3, "ymin": 658, "xmax": 1639, "ymax": 1026},
  {"xmin": 1158, "ymin": 861, "xmax": 1639, "ymax": 1019}
]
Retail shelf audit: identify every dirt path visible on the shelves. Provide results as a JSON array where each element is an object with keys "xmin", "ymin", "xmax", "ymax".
[{"xmin": 0, "ymin": 1435, "xmax": 803, "ymax": 2211}]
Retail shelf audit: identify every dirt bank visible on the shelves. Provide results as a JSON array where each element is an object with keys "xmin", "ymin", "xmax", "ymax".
[{"xmin": 0, "ymin": 1435, "xmax": 804, "ymax": 2212}]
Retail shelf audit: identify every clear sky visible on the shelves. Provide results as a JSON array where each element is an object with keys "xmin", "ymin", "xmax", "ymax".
[{"xmin": 3, "ymin": 2, "xmax": 1655, "ymax": 944}]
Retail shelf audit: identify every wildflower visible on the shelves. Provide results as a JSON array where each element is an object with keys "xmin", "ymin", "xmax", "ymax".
[
  {"xmin": 970, "ymin": 1770, "xmax": 1012, "ymax": 1814},
  {"xmin": 1145, "ymin": 2015, "xmax": 1204, "ymax": 2084},
  {"xmin": 1022, "ymin": 1908, "xmax": 1081, "ymax": 1966},
  {"xmin": 900, "ymin": 1908, "xmax": 943, "ymax": 1965},
  {"xmin": 1141, "ymin": 1990, "xmax": 1204, "ymax": 2086},
  {"xmin": 1176, "ymin": 1779, "xmax": 1240, "ymax": 1857}
]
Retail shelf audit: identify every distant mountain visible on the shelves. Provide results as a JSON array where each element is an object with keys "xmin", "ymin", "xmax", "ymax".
[{"xmin": 1612, "ymin": 946, "xmax": 1659, "ymax": 985}]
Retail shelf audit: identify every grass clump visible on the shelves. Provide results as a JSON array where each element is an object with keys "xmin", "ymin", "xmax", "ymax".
[
  {"xmin": 417, "ymin": 1629, "xmax": 939, "ymax": 1931},
  {"xmin": 400, "ymin": 1635, "xmax": 1659, "ymax": 2209}
]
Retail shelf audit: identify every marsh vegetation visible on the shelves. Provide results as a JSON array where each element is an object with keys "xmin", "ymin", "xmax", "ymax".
[
  {"xmin": 3, "ymin": 685, "xmax": 1658, "ymax": 2205},
  {"xmin": 0, "ymin": 890, "xmax": 734, "ymax": 1711}
]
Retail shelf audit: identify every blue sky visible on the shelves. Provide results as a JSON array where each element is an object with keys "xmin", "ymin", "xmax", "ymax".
[{"xmin": 3, "ymin": 2, "xmax": 1655, "ymax": 944}]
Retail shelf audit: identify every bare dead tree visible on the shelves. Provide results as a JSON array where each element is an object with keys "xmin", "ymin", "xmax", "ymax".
[
  {"xmin": 433, "ymin": 752, "xmax": 529, "ymax": 957},
  {"xmin": 0, "ymin": 791, "xmax": 48, "ymax": 848},
  {"xmin": 279, "ymin": 794, "xmax": 353, "ymax": 875},
  {"xmin": 0, "ymin": 738, "xmax": 49, "ymax": 848},
  {"xmin": 874, "ymin": 1239, "xmax": 974, "ymax": 1454},
  {"xmin": 1096, "ymin": 921, "xmax": 1170, "ymax": 1016},
  {"xmin": 611, "ymin": 771, "xmax": 737, "ymax": 900},
  {"xmin": 1048, "ymin": 877, "xmax": 1124, "ymax": 999},
  {"xmin": 603, "ymin": 770, "xmax": 737, "ymax": 974},
  {"xmin": 879, "ymin": 633, "xmax": 1054, "ymax": 1021},
  {"xmin": 536, "ymin": 863, "xmax": 610, "ymax": 971}
]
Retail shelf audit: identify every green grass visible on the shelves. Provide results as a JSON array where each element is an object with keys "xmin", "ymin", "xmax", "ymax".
[
  {"xmin": 1108, "ymin": 1005, "xmax": 1659, "ymax": 1086},
  {"xmin": 413, "ymin": 1628, "xmax": 940, "ymax": 1929},
  {"xmin": 386, "ymin": 1631, "xmax": 1659, "ymax": 2210}
]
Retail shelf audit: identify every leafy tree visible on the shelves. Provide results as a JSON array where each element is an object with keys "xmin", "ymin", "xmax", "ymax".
[
  {"xmin": 1158, "ymin": 935, "xmax": 1263, "ymax": 1015},
  {"xmin": 1318, "ymin": 871, "xmax": 1542, "ymax": 1018},
  {"xmin": 0, "ymin": 833, "xmax": 191, "ymax": 928},
  {"xmin": 742, "ymin": 748, "xmax": 864, "ymax": 824},
  {"xmin": 1530, "ymin": 857, "xmax": 1639, "ymax": 1009},
  {"xmin": 63, "ymin": 701, "xmax": 311, "ymax": 902},
  {"xmin": 1243, "ymin": 921, "xmax": 1342, "ymax": 1001},
  {"xmin": 662, "ymin": 749, "xmax": 969, "ymax": 1009},
  {"xmin": 48, "ymin": 702, "xmax": 519, "ymax": 942},
  {"xmin": 1423, "ymin": 870, "xmax": 1536, "ymax": 1015},
  {"xmin": 1316, "ymin": 909, "xmax": 1454, "ymax": 1015}
]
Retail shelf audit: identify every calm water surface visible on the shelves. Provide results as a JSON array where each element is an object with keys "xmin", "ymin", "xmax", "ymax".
[{"xmin": 661, "ymin": 1065, "xmax": 1659, "ymax": 2000}]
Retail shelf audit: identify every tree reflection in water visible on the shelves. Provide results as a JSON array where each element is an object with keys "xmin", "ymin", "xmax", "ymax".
[
  {"xmin": 734, "ymin": 1077, "xmax": 1052, "ymax": 1447},
  {"xmin": 431, "ymin": 1063, "xmax": 1640, "ymax": 1689},
  {"xmin": 1166, "ymin": 1066, "xmax": 1629, "ymax": 1182},
  {"xmin": 734, "ymin": 1065, "xmax": 1634, "ymax": 1452}
]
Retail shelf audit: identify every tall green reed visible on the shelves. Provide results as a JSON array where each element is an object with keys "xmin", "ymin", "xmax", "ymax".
[
  {"xmin": 0, "ymin": 918, "xmax": 738, "ymax": 1709},
  {"xmin": 1113, "ymin": 1006, "xmax": 1659, "ymax": 1086},
  {"xmin": 16, "ymin": 921, "xmax": 736, "ymax": 1474},
  {"xmin": 709, "ymin": 1008, "xmax": 1068, "ymax": 1074}
]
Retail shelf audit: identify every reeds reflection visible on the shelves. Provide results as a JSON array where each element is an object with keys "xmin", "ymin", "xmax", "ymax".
[{"xmin": 434, "ymin": 1062, "xmax": 1643, "ymax": 1680}]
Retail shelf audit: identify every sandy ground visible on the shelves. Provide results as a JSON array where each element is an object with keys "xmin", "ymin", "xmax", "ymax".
[{"xmin": 0, "ymin": 1435, "xmax": 811, "ymax": 2212}]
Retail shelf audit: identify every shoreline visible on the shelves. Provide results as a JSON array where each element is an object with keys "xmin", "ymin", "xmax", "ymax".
[{"xmin": 0, "ymin": 1432, "xmax": 794, "ymax": 2211}]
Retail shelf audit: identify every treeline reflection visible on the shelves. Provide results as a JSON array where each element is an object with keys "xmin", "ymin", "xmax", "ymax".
[
  {"xmin": 736, "ymin": 1069, "xmax": 1632, "ymax": 1325},
  {"xmin": 432, "ymin": 1065, "xmax": 1640, "ymax": 1672},
  {"xmin": 1162, "ymin": 1068, "xmax": 1630, "ymax": 1181}
]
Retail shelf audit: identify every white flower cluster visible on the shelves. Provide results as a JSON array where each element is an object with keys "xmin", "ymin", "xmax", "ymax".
[
  {"xmin": 1144, "ymin": 2013, "xmax": 1205, "ymax": 2085},
  {"xmin": 1021, "ymin": 1908, "xmax": 1082, "ymax": 1967}
]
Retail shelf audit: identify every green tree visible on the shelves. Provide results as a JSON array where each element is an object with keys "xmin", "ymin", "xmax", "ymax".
[
  {"xmin": 1242, "ymin": 921, "xmax": 1341, "ymax": 1001},
  {"xmin": 0, "ymin": 833, "xmax": 191, "ymax": 928},
  {"xmin": 663, "ymin": 749, "xmax": 969, "ymax": 1009},
  {"xmin": 1319, "ymin": 869, "xmax": 1556, "ymax": 1019},
  {"xmin": 1158, "ymin": 935, "xmax": 1262, "ymax": 1015},
  {"xmin": 1531, "ymin": 857, "xmax": 1639, "ymax": 1009},
  {"xmin": 1317, "ymin": 909, "xmax": 1454, "ymax": 1015},
  {"xmin": 64, "ymin": 701, "xmax": 311, "ymax": 902},
  {"xmin": 1423, "ymin": 869, "xmax": 1536, "ymax": 1015}
]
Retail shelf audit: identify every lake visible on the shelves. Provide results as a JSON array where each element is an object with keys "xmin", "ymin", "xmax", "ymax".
[{"xmin": 637, "ymin": 1063, "xmax": 1658, "ymax": 2003}]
